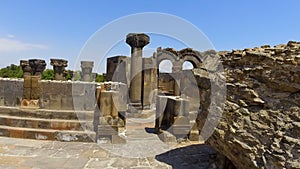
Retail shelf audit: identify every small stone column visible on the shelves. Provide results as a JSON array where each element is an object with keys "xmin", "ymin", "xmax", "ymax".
[
  {"xmin": 20, "ymin": 60, "xmax": 32, "ymax": 77},
  {"xmin": 50, "ymin": 59, "xmax": 68, "ymax": 80},
  {"xmin": 81, "ymin": 61, "xmax": 94, "ymax": 82},
  {"xmin": 20, "ymin": 59, "xmax": 45, "ymax": 108},
  {"xmin": 126, "ymin": 33, "xmax": 150, "ymax": 109},
  {"xmin": 28, "ymin": 59, "xmax": 46, "ymax": 79}
]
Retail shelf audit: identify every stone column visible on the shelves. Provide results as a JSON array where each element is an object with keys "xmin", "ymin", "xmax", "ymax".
[
  {"xmin": 50, "ymin": 59, "xmax": 68, "ymax": 80},
  {"xmin": 81, "ymin": 61, "xmax": 94, "ymax": 82},
  {"xmin": 20, "ymin": 60, "xmax": 32, "ymax": 77},
  {"xmin": 28, "ymin": 59, "xmax": 46, "ymax": 79},
  {"xmin": 172, "ymin": 66, "xmax": 182, "ymax": 96},
  {"xmin": 126, "ymin": 33, "xmax": 150, "ymax": 109}
]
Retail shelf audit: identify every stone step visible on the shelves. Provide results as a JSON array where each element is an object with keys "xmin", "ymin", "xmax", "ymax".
[
  {"xmin": 0, "ymin": 114, "xmax": 93, "ymax": 131},
  {"xmin": 0, "ymin": 125, "xmax": 96, "ymax": 142},
  {"xmin": 0, "ymin": 106, "xmax": 94, "ymax": 120}
]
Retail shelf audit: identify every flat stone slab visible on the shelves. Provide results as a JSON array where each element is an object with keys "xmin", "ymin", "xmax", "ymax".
[{"xmin": 0, "ymin": 136, "xmax": 219, "ymax": 168}]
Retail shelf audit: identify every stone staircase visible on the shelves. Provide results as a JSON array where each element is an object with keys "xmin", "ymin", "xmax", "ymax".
[{"xmin": 0, "ymin": 106, "xmax": 96, "ymax": 142}]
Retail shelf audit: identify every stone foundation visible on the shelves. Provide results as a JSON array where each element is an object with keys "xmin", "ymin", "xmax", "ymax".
[{"xmin": 0, "ymin": 78, "xmax": 96, "ymax": 111}]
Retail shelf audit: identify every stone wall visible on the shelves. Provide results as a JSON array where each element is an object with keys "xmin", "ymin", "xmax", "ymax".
[
  {"xmin": 0, "ymin": 78, "xmax": 96, "ymax": 111},
  {"xmin": 197, "ymin": 41, "xmax": 300, "ymax": 168},
  {"xmin": 0, "ymin": 78, "xmax": 23, "ymax": 106}
]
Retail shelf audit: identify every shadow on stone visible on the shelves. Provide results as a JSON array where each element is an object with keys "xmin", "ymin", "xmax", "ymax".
[
  {"xmin": 155, "ymin": 144, "xmax": 236, "ymax": 169},
  {"xmin": 144, "ymin": 127, "xmax": 158, "ymax": 134}
]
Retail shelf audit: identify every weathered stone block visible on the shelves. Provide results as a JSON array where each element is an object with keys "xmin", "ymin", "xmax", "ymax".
[
  {"xmin": 172, "ymin": 125, "xmax": 191, "ymax": 135},
  {"xmin": 111, "ymin": 135, "xmax": 126, "ymax": 144},
  {"xmin": 100, "ymin": 91, "xmax": 112, "ymax": 116},
  {"xmin": 31, "ymin": 76, "xmax": 40, "ymax": 88},
  {"xmin": 84, "ymin": 96, "xmax": 95, "ymax": 111},
  {"xmin": 9, "ymin": 129, "xmax": 24, "ymax": 138},
  {"xmin": 30, "ymin": 87, "xmax": 40, "ymax": 100},
  {"xmin": 23, "ymin": 76, "xmax": 32, "ymax": 88},
  {"xmin": 23, "ymin": 87, "xmax": 31, "ymax": 100},
  {"xmin": 61, "ymin": 96, "xmax": 74, "ymax": 110},
  {"xmin": 40, "ymin": 97, "xmax": 50, "ymax": 109},
  {"xmin": 0, "ymin": 96, "xmax": 4, "ymax": 106},
  {"xmin": 158, "ymin": 131, "xmax": 176, "ymax": 143},
  {"xmin": 189, "ymin": 130, "xmax": 200, "ymax": 141},
  {"xmin": 98, "ymin": 125, "xmax": 118, "ymax": 136},
  {"xmin": 49, "ymin": 95, "xmax": 62, "ymax": 110},
  {"xmin": 173, "ymin": 98, "xmax": 189, "ymax": 117}
]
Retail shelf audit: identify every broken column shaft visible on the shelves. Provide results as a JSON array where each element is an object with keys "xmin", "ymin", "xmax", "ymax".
[
  {"xmin": 20, "ymin": 60, "xmax": 32, "ymax": 77},
  {"xmin": 126, "ymin": 33, "xmax": 150, "ymax": 108},
  {"xmin": 81, "ymin": 61, "xmax": 94, "ymax": 82},
  {"xmin": 50, "ymin": 59, "xmax": 68, "ymax": 80},
  {"xmin": 28, "ymin": 59, "xmax": 46, "ymax": 79}
]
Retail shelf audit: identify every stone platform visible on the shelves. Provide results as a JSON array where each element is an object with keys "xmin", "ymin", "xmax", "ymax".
[
  {"xmin": 0, "ymin": 106, "xmax": 95, "ymax": 142},
  {"xmin": 0, "ymin": 108, "xmax": 227, "ymax": 168}
]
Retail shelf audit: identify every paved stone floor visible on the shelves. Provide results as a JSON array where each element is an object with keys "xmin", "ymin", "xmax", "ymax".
[
  {"xmin": 0, "ymin": 116, "xmax": 219, "ymax": 169},
  {"xmin": 0, "ymin": 135, "xmax": 220, "ymax": 169}
]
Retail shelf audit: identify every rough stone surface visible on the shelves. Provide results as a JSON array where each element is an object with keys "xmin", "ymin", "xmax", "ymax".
[
  {"xmin": 196, "ymin": 41, "xmax": 300, "ymax": 169},
  {"xmin": 50, "ymin": 58, "xmax": 68, "ymax": 80}
]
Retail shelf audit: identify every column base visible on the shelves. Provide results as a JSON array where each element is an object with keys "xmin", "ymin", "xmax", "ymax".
[
  {"xmin": 128, "ymin": 102, "xmax": 143, "ymax": 113},
  {"xmin": 20, "ymin": 99, "xmax": 40, "ymax": 109}
]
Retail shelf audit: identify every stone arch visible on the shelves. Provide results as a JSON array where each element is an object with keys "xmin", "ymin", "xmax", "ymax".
[
  {"xmin": 156, "ymin": 49, "xmax": 183, "ymax": 72},
  {"xmin": 182, "ymin": 60, "xmax": 194, "ymax": 70},
  {"xmin": 180, "ymin": 50, "xmax": 203, "ymax": 69}
]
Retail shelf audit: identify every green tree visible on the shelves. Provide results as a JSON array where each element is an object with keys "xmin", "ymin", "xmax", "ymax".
[
  {"xmin": 95, "ymin": 74, "xmax": 104, "ymax": 82},
  {"xmin": 65, "ymin": 70, "xmax": 73, "ymax": 80},
  {"xmin": 72, "ymin": 71, "xmax": 81, "ymax": 81},
  {"xmin": 42, "ymin": 69, "xmax": 54, "ymax": 80},
  {"xmin": 0, "ymin": 64, "xmax": 23, "ymax": 78}
]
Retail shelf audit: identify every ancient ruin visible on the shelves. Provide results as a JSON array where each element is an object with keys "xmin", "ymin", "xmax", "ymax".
[
  {"xmin": 81, "ymin": 61, "xmax": 95, "ymax": 82},
  {"xmin": 0, "ymin": 34, "xmax": 299, "ymax": 168},
  {"xmin": 50, "ymin": 59, "xmax": 68, "ymax": 80}
]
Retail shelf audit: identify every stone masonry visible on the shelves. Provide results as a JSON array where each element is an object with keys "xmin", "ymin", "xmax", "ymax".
[
  {"xmin": 126, "ymin": 33, "xmax": 150, "ymax": 109},
  {"xmin": 95, "ymin": 82, "xmax": 127, "ymax": 144},
  {"xmin": 0, "ymin": 34, "xmax": 299, "ymax": 169},
  {"xmin": 195, "ymin": 41, "xmax": 300, "ymax": 168},
  {"xmin": 50, "ymin": 59, "xmax": 68, "ymax": 81},
  {"xmin": 81, "ymin": 61, "xmax": 95, "ymax": 82}
]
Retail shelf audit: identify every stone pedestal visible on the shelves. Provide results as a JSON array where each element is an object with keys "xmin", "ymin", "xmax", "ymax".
[
  {"xmin": 80, "ymin": 61, "xmax": 94, "ymax": 82},
  {"xmin": 20, "ymin": 60, "xmax": 32, "ymax": 77},
  {"xmin": 126, "ymin": 33, "xmax": 150, "ymax": 109},
  {"xmin": 155, "ymin": 95, "xmax": 191, "ymax": 140},
  {"xmin": 50, "ymin": 59, "xmax": 68, "ymax": 81},
  {"xmin": 21, "ymin": 75, "xmax": 40, "ymax": 108},
  {"xmin": 28, "ymin": 59, "xmax": 46, "ymax": 79},
  {"xmin": 20, "ymin": 59, "xmax": 45, "ymax": 108},
  {"xmin": 142, "ymin": 57, "xmax": 157, "ymax": 109},
  {"xmin": 96, "ymin": 82, "xmax": 127, "ymax": 144}
]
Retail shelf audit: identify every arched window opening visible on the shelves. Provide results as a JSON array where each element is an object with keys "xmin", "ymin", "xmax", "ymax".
[
  {"xmin": 159, "ymin": 60, "xmax": 173, "ymax": 73},
  {"xmin": 182, "ymin": 61, "xmax": 194, "ymax": 70}
]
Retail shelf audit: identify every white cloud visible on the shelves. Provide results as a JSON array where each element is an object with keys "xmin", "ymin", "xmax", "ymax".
[
  {"xmin": 7, "ymin": 34, "xmax": 15, "ymax": 38},
  {"xmin": 0, "ymin": 38, "xmax": 48, "ymax": 52}
]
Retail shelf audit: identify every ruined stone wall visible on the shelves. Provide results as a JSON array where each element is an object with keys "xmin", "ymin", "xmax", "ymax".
[
  {"xmin": 0, "ymin": 78, "xmax": 96, "ymax": 111},
  {"xmin": 197, "ymin": 42, "xmax": 300, "ymax": 168},
  {"xmin": 0, "ymin": 78, "xmax": 23, "ymax": 106}
]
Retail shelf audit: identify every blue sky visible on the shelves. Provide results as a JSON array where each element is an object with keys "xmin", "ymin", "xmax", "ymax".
[{"xmin": 0, "ymin": 0, "xmax": 299, "ymax": 72}]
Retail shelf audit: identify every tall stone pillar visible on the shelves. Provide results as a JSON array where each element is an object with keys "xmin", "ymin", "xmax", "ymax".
[
  {"xmin": 20, "ymin": 60, "xmax": 32, "ymax": 77},
  {"xmin": 126, "ymin": 33, "xmax": 150, "ymax": 109},
  {"xmin": 28, "ymin": 59, "xmax": 46, "ymax": 79},
  {"xmin": 172, "ymin": 66, "xmax": 182, "ymax": 96},
  {"xmin": 81, "ymin": 61, "xmax": 94, "ymax": 82},
  {"xmin": 50, "ymin": 59, "xmax": 68, "ymax": 80}
]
